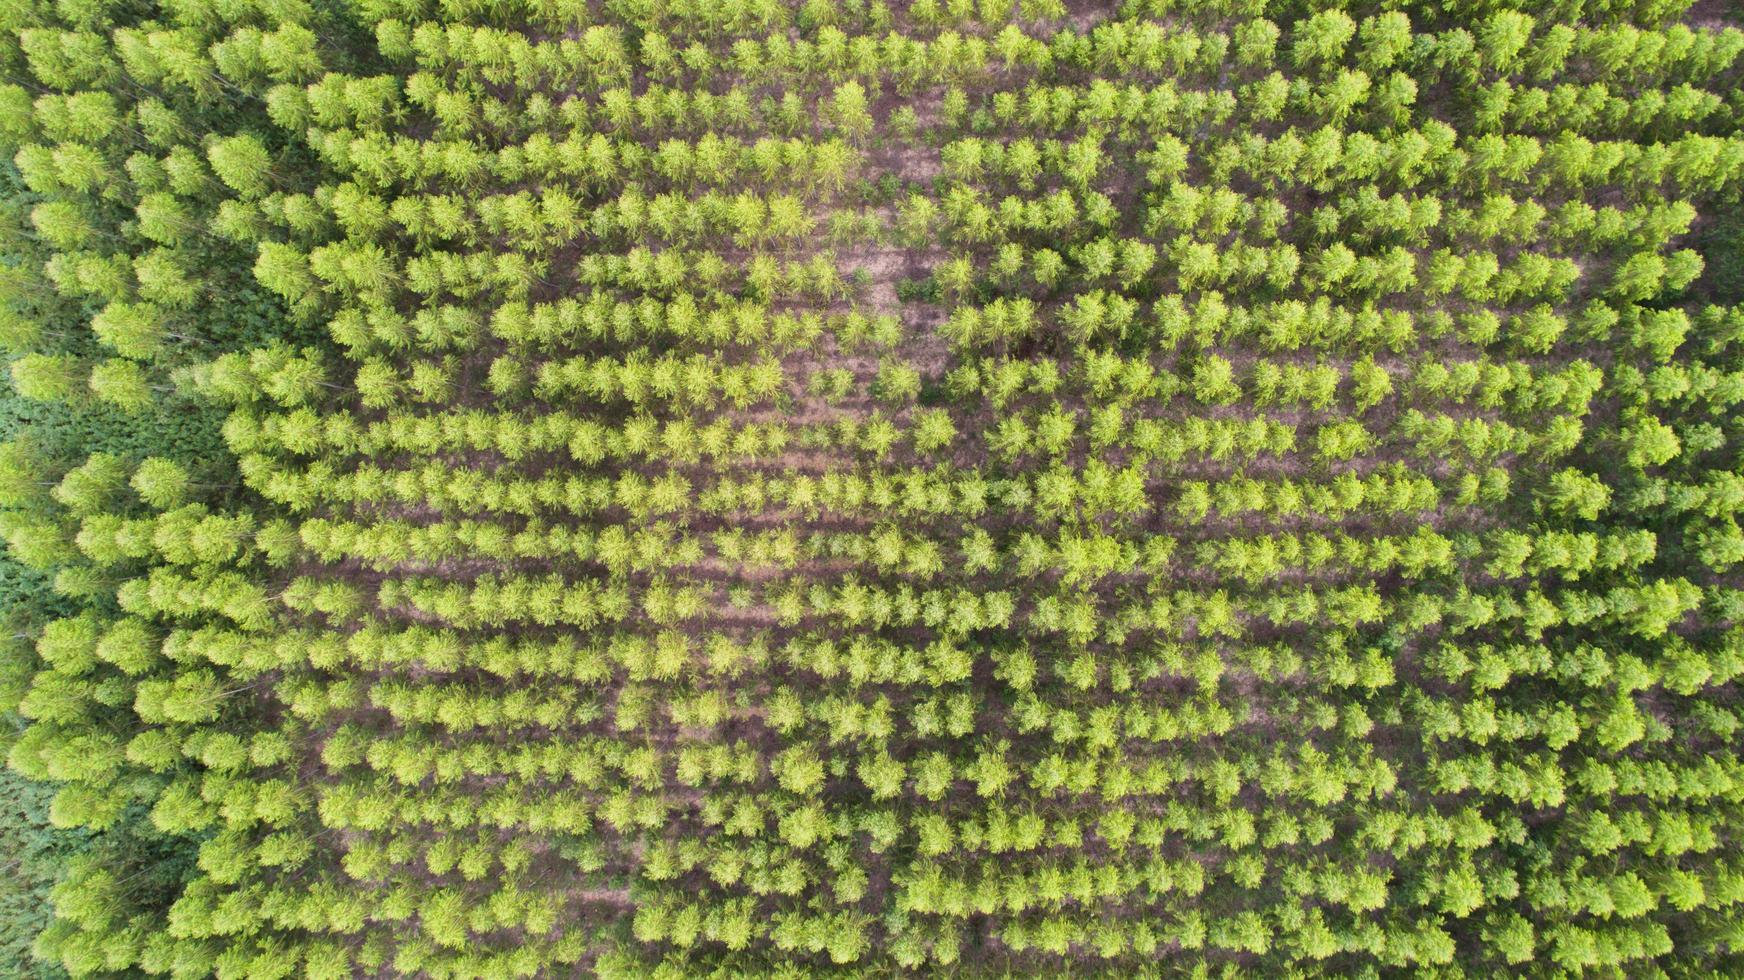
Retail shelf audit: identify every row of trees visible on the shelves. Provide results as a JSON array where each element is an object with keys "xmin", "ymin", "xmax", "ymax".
[{"xmin": 287, "ymin": 512, "xmax": 1666, "ymax": 587}]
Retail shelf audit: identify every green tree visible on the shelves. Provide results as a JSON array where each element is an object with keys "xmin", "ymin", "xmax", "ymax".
[
  {"xmin": 207, "ymin": 134, "xmax": 274, "ymax": 198},
  {"xmin": 87, "ymin": 359, "xmax": 153, "ymax": 412},
  {"xmin": 11, "ymin": 353, "xmax": 86, "ymax": 403}
]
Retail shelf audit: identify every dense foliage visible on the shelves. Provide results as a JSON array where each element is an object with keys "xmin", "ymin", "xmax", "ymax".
[{"xmin": 3, "ymin": 0, "xmax": 1744, "ymax": 975}]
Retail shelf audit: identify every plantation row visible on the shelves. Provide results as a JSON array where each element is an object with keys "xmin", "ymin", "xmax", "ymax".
[{"xmin": 3, "ymin": 0, "xmax": 1744, "ymax": 976}]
